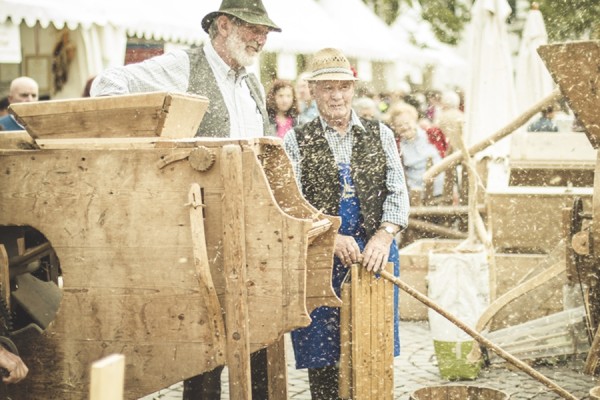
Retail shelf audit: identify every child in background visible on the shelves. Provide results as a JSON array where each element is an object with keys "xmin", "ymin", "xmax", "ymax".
[{"xmin": 266, "ymin": 79, "xmax": 299, "ymax": 138}]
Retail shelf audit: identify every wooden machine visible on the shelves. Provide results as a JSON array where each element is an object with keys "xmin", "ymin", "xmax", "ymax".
[
  {"xmin": 537, "ymin": 40, "xmax": 600, "ymax": 375},
  {"xmin": 0, "ymin": 92, "xmax": 341, "ymax": 399}
]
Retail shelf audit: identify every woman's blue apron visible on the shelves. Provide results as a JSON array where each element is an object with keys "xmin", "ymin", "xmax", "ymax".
[{"xmin": 291, "ymin": 163, "xmax": 400, "ymax": 369}]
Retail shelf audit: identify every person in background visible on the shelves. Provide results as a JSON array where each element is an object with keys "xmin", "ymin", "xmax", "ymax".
[
  {"xmin": 0, "ymin": 77, "xmax": 39, "ymax": 131},
  {"xmin": 426, "ymin": 90, "xmax": 462, "ymax": 158},
  {"xmin": 527, "ymin": 105, "xmax": 559, "ymax": 132},
  {"xmin": 387, "ymin": 101, "xmax": 445, "ymax": 199},
  {"xmin": 266, "ymin": 79, "xmax": 298, "ymax": 138},
  {"xmin": 92, "ymin": 1, "xmax": 280, "ymax": 398},
  {"xmin": 283, "ymin": 47, "xmax": 409, "ymax": 399},
  {"xmin": 353, "ymin": 96, "xmax": 380, "ymax": 120},
  {"xmin": 295, "ymin": 72, "xmax": 319, "ymax": 125},
  {"xmin": 0, "ymin": 96, "xmax": 9, "ymax": 117}
]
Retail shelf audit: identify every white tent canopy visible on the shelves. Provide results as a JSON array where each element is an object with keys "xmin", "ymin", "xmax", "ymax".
[{"xmin": 1, "ymin": 0, "xmax": 405, "ymax": 61}]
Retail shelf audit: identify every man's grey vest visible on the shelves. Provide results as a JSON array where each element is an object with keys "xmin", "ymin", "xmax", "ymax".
[
  {"xmin": 295, "ymin": 117, "xmax": 388, "ymax": 238},
  {"xmin": 186, "ymin": 46, "xmax": 270, "ymax": 137}
]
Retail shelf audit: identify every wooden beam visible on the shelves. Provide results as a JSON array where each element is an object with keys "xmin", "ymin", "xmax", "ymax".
[
  {"xmin": 408, "ymin": 218, "xmax": 468, "ymax": 239},
  {"xmin": 423, "ymin": 89, "xmax": 562, "ymax": 183},
  {"xmin": 221, "ymin": 144, "xmax": 252, "ymax": 399}
]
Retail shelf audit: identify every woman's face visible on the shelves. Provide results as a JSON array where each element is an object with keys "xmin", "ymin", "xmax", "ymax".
[
  {"xmin": 275, "ymin": 86, "xmax": 294, "ymax": 113},
  {"xmin": 391, "ymin": 112, "xmax": 417, "ymax": 140}
]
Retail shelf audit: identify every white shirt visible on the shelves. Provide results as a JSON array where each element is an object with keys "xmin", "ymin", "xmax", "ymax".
[
  {"xmin": 91, "ymin": 42, "xmax": 264, "ymax": 139},
  {"xmin": 203, "ymin": 42, "xmax": 264, "ymax": 139}
]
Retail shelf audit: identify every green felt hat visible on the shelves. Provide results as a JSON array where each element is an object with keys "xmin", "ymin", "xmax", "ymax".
[{"xmin": 202, "ymin": 0, "xmax": 281, "ymax": 33}]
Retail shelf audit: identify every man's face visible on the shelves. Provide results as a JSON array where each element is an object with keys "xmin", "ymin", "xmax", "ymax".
[
  {"xmin": 311, "ymin": 80, "xmax": 354, "ymax": 122},
  {"xmin": 9, "ymin": 80, "xmax": 38, "ymax": 104},
  {"xmin": 225, "ymin": 19, "xmax": 270, "ymax": 68}
]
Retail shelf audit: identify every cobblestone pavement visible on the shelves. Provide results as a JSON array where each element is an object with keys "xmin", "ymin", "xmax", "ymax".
[{"xmin": 140, "ymin": 321, "xmax": 598, "ymax": 399}]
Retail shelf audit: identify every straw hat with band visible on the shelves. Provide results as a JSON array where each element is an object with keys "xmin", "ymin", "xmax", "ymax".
[
  {"xmin": 306, "ymin": 48, "xmax": 358, "ymax": 82},
  {"xmin": 201, "ymin": 0, "xmax": 281, "ymax": 33}
]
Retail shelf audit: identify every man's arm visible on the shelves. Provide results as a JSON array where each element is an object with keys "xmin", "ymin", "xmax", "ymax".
[
  {"xmin": 91, "ymin": 50, "xmax": 191, "ymax": 96},
  {"xmin": 0, "ymin": 347, "xmax": 28, "ymax": 384},
  {"xmin": 380, "ymin": 122, "xmax": 410, "ymax": 230}
]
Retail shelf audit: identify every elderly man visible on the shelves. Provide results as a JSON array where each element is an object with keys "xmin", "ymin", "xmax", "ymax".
[
  {"xmin": 283, "ymin": 48, "xmax": 409, "ymax": 399},
  {"xmin": 93, "ymin": 1, "xmax": 280, "ymax": 398},
  {"xmin": 92, "ymin": 0, "xmax": 280, "ymax": 140},
  {"xmin": 0, "ymin": 76, "xmax": 39, "ymax": 131}
]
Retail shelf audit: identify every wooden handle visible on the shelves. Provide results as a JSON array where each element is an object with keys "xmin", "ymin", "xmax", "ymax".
[
  {"xmin": 378, "ymin": 269, "xmax": 579, "ymax": 400},
  {"xmin": 423, "ymin": 89, "xmax": 563, "ymax": 183}
]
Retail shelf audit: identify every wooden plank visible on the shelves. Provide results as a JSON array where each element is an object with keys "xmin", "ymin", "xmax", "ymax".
[
  {"xmin": 160, "ymin": 94, "xmax": 209, "ymax": 138},
  {"xmin": 9, "ymin": 92, "xmax": 208, "ymax": 139},
  {"xmin": 0, "ymin": 245, "xmax": 9, "ymax": 309},
  {"xmin": 338, "ymin": 281, "xmax": 352, "ymax": 399},
  {"xmin": 221, "ymin": 144, "xmax": 252, "ymax": 399},
  {"xmin": 373, "ymin": 275, "xmax": 382, "ymax": 398},
  {"xmin": 383, "ymin": 265, "xmax": 394, "ymax": 399},
  {"xmin": 266, "ymin": 336, "xmax": 288, "ymax": 400},
  {"xmin": 350, "ymin": 265, "xmax": 361, "ymax": 400},
  {"xmin": 369, "ymin": 275, "xmax": 378, "ymax": 399},
  {"xmin": 357, "ymin": 266, "xmax": 371, "ymax": 400},
  {"xmin": 89, "ymin": 354, "xmax": 125, "ymax": 400},
  {"xmin": 0, "ymin": 130, "xmax": 38, "ymax": 149}
]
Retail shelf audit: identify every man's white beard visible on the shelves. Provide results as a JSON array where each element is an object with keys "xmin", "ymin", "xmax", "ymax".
[{"xmin": 226, "ymin": 27, "xmax": 259, "ymax": 67}]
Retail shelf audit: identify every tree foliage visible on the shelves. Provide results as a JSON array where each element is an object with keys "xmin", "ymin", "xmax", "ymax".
[
  {"xmin": 363, "ymin": 0, "xmax": 600, "ymax": 45},
  {"xmin": 420, "ymin": 0, "xmax": 470, "ymax": 45},
  {"xmin": 538, "ymin": 0, "xmax": 600, "ymax": 42}
]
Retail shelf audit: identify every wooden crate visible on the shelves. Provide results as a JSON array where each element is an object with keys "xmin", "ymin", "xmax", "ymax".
[
  {"xmin": 508, "ymin": 132, "xmax": 595, "ymax": 187},
  {"xmin": 486, "ymin": 186, "xmax": 593, "ymax": 253},
  {"xmin": 9, "ymin": 92, "xmax": 209, "ymax": 139}
]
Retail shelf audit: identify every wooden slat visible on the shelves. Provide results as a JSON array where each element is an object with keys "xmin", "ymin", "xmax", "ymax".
[
  {"xmin": 371, "ymin": 275, "xmax": 381, "ymax": 398},
  {"xmin": 221, "ymin": 144, "xmax": 252, "ymax": 399},
  {"xmin": 266, "ymin": 336, "xmax": 288, "ymax": 400},
  {"xmin": 89, "ymin": 354, "xmax": 125, "ymax": 400},
  {"xmin": 338, "ymin": 282, "xmax": 352, "ymax": 399},
  {"xmin": 0, "ymin": 245, "xmax": 9, "ymax": 309},
  {"xmin": 383, "ymin": 264, "xmax": 394, "ymax": 399},
  {"xmin": 350, "ymin": 265, "xmax": 362, "ymax": 400}
]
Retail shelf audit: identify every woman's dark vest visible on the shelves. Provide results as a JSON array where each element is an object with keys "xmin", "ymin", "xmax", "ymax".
[
  {"xmin": 295, "ymin": 118, "xmax": 388, "ymax": 238},
  {"xmin": 186, "ymin": 46, "xmax": 270, "ymax": 137}
]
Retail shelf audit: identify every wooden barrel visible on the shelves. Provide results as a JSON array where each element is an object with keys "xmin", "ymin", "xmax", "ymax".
[
  {"xmin": 410, "ymin": 385, "xmax": 509, "ymax": 400},
  {"xmin": 590, "ymin": 386, "xmax": 600, "ymax": 400}
]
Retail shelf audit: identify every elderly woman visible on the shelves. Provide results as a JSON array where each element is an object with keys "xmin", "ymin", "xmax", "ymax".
[{"xmin": 387, "ymin": 101, "xmax": 445, "ymax": 199}]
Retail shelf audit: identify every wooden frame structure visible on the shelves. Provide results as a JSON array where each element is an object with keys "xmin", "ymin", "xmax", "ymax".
[{"xmin": 0, "ymin": 93, "xmax": 340, "ymax": 398}]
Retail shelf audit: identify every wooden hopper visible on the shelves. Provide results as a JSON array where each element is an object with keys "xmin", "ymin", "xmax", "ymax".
[
  {"xmin": 538, "ymin": 40, "xmax": 600, "ymax": 375},
  {"xmin": 0, "ymin": 93, "xmax": 339, "ymax": 399},
  {"xmin": 538, "ymin": 41, "xmax": 600, "ymax": 149}
]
